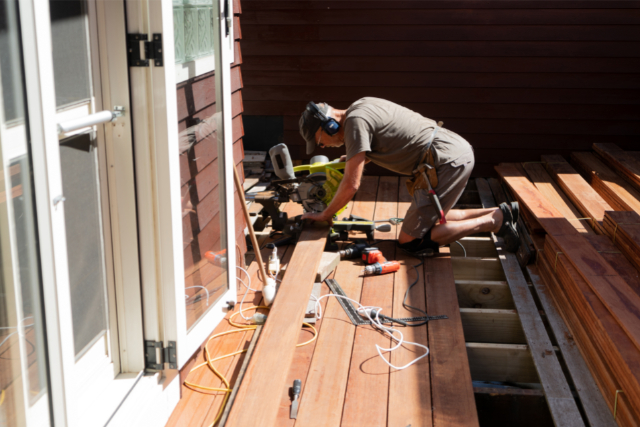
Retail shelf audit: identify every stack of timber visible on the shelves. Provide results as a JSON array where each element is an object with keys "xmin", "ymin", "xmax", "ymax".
[
  {"xmin": 495, "ymin": 142, "xmax": 640, "ymax": 426},
  {"xmin": 603, "ymin": 211, "xmax": 640, "ymax": 274}
]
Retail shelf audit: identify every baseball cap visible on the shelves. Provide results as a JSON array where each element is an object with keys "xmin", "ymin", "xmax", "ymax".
[{"xmin": 299, "ymin": 102, "xmax": 330, "ymax": 155}]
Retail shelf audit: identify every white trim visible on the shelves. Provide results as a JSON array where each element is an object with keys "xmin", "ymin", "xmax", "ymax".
[
  {"xmin": 19, "ymin": 0, "xmax": 72, "ymax": 424},
  {"xmin": 95, "ymin": 0, "xmax": 146, "ymax": 375}
]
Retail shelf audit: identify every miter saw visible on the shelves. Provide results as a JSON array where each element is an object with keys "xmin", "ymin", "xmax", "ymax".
[
  {"xmin": 251, "ymin": 143, "xmax": 347, "ymax": 231},
  {"xmin": 250, "ymin": 144, "xmax": 390, "ymax": 248}
]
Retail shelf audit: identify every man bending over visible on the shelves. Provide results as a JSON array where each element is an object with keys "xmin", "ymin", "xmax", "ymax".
[{"xmin": 298, "ymin": 97, "xmax": 520, "ymax": 256}]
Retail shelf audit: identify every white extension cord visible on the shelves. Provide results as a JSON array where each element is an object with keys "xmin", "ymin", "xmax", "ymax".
[{"xmin": 313, "ymin": 294, "xmax": 429, "ymax": 371}]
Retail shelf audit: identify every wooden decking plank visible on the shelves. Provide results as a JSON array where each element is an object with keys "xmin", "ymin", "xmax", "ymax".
[
  {"xmin": 201, "ymin": 236, "xmax": 303, "ymax": 425},
  {"xmin": 425, "ymin": 249, "xmax": 479, "ymax": 427},
  {"xmin": 496, "ymin": 163, "xmax": 640, "ymax": 354},
  {"xmin": 341, "ymin": 177, "xmax": 394, "ymax": 427},
  {"xmin": 536, "ymin": 254, "xmax": 628, "ymax": 422},
  {"xmin": 603, "ymin": 211, "xmax": 640, "ymax": 277},
  {"xmin": 166, "ymin": 235, "xmax": 294, "ymax": 427},
  {"xmin": 385, "ymin": 177, "xmax": 433, "ymax": 427},
  {"xmin": 593, "ymin": 143, "xmax": 640, "ymax": 193},
  {"xmin": 528, "ymin": 265, "xmax": 618, "ymax": 427},
  {"xmin": 571, "ymin": 151, "xmax": 640, "ymax": 214},
  {"xmin": 274, "ymin": 280, "xmax": 332, "ymax": 427},
  {"xmin": 224, "ymin": 222, "xmax": 330, "ymax": 427},
  {"xmin": 523, "ymin": 162, "xmax": 595, "ymax": 235},
  {"xmin": 540, "ymin": 241, "xmax": 640, "ymax": 425},
  {"xmin": 293, "ymin": 178, "xmax": 377, "ymax": 427},
  {"xmin": 542, "ymin": 154, "xmax": 612, "ymax": 233},
  {"xmin": 477, "ymin": 177, "xmax": 585, "ymax": 427}
]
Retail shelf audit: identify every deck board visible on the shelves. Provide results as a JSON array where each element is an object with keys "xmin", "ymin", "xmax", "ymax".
[{"xmin": 167, "ymin": 176, "xmax": 481, "ymax": 427}]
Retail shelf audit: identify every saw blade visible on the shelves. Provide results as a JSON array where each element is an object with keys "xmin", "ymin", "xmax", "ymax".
[{"xmin": 298, "ymin": 172, "xmax": 327, "ymax": 213}]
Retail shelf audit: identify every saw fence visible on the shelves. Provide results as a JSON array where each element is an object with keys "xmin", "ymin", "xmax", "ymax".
[{"xmin": 496, "ymin": 143, "xmax": 640, "ymax": 427}]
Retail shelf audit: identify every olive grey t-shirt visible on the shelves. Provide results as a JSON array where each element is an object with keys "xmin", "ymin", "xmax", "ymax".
[{"xmin": 344, "ymin": 97, "xmax": 472, "ymax": 175}]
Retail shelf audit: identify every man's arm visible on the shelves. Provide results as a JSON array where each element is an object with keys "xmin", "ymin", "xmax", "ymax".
[{"xmin": 302, "ymin": 151, "xmax": 367, "ymax": 222}]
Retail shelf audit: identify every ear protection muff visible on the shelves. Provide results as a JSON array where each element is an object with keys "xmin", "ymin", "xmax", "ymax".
[{"xmin": 307, "ymin": 102, "xmax": 340, "ymax": 136}]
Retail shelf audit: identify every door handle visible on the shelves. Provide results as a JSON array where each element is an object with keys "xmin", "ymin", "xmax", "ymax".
[{"xmin": 57, "ymin": 106, "xmax": 125, "ymax": 134}]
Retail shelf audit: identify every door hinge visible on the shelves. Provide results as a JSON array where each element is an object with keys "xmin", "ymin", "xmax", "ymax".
[
  {"xmin": 127, "ymin": 33, "xmax": 163, "ymax": 67},
  {"xmin": 145, "ymin": 340, "xmax": 177, "ymax": 371}
]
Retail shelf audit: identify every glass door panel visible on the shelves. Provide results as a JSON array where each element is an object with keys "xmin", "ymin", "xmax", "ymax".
[
  {"xmin": 49, "ymin": 0, "xmax": 111, "ymax": 363},
  {"xmin": 0, "ymin": 0, "xmax": 51, "ymax": 424},
  {"xmin": 59, "ymin": 133, "xmax": 108, "ymax": 358},
  {"xmin": 175, "ymin": 0, "xmax": 230, "ymax": 331}
]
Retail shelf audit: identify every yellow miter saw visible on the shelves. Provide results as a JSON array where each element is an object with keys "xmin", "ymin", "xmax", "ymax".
[
  {"xmin": 250, "ymin": 144, "xmax": 390, "ymax": 248},
  {"xmin": 250, "ymin": 143, "xmax": 347, "ymax": 231}
]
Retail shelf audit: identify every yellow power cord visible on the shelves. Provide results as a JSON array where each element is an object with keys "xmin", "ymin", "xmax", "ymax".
[{"xmin": 184, "ymin": 305, "xmax": 318, "ymax": 426}]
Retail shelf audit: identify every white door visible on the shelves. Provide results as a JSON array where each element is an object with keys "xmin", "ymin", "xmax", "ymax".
[
  {"xmin": 19, "ymin": 1, "xmax": 145, "ymax": 426},
  {"xmin": 126, "ymin": 0, "xmax": 237, "ymax": 370}
]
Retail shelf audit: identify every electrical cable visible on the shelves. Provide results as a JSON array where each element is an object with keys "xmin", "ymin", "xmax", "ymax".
[
  {"xmin": 454, "ymin": 240, "xmax": 467, "ymax": 257},
  {"xmin": 313, "ymin": 294, "xmax": 428, "ymax": 371},
  {"xmin": 185, "ymin": 304, "xmax": 317, "ymax": 427}
]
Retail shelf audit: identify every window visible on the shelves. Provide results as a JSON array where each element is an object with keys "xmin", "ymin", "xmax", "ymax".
[{"xmin": 173, "ymin": 0, "xmax": 233, "ymax": 83}]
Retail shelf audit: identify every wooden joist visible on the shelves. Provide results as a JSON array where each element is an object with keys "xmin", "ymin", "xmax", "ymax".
[
  {"xmin": 477, "ymin": 177, "xmax": 585, "ymax": 427},
  {"xmin": 542, "ymin": 154, "xmax": 612, "ymax": 233},
  {"xmin": 467, "ymin": 343, "xmax": 538, "ymax": 383},
  {"xmin": 571, "ymin": 151, "xmax": 640, "ymax": 214},
  {"xmin": 593, "ymin": 143, "xmax": 640, "ymax": 193},
  {"xmin": 455, "ymin": 280, "xmax": 514, "ymax": 309},
  {"xmin": 603, "ymin": 211, "xmax": 640, "ymax": 277},
  {"xmin": 528, "ymin": 265, "xmax": 618, "ymax": 427},
  {"xmin": 224, "ymin": 222, "xmax": 330, "ymax": 427}
]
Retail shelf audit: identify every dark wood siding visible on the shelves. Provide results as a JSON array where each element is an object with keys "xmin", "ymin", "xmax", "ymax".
[
  {"xmin": 177, "ymin": 0, "xmax": 248, "ymax": 279},
  {"xmin": 240, "ymin": 1, "xmax": 640, "ymax": 176}
]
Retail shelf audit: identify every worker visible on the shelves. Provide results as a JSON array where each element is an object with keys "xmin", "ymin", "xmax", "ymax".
[{"xmin": 298, "ymin": 98, "xmax": 520, "ymax": 256}]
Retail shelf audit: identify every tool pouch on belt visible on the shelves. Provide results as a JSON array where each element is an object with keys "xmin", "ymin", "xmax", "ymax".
[{"xmin": 406, "ymin": 148, "xmax": 438, "ymax": 197}]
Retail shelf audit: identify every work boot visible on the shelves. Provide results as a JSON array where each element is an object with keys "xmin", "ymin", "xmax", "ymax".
[
  {"xmin": 397, "ymin": 237, "xmax": 440, "ymax": 258},
  {"xmin": 496, "ymin": 202, "xmax": 520, "ymax": 253}
]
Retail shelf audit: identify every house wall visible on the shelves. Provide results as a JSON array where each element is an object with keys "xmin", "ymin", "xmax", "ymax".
[
  {"xmin": 176, "ymin": 0, "xmax": 248, "ymax": 278},
  {"xmin": 239, "ymin": 1, "xmax": 640, "ymax": 176}
]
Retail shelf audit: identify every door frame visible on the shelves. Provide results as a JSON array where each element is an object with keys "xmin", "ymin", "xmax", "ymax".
[
  {"xmin": 127, "ymin": 0, "xmax": 237, "ymax": 370},
  {"xmin": 18, "ymin": 0, "xmax": 146, "ymax": 425}
]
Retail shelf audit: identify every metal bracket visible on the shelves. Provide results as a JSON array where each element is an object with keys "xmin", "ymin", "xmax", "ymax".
[
  {"xmin": 127, "ymin": 33, "xmax": 163, "ymax": 67},
  {"xmin": 145, "ymin": 340, "xmax": 177, "ymax": 371}
]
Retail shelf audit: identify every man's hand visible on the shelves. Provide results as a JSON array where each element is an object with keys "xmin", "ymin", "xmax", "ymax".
[{"xmin": 301, "ymin": 211, "xmax": 333, "ymax": 225}]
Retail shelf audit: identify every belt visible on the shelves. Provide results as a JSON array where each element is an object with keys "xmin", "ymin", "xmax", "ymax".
[{"xmin": 406, "ymin": 121, "xmax": 447, "ymax": 224}]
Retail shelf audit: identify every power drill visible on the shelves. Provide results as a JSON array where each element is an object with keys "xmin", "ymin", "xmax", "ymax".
[
  {"xmin": 339, "ymin": 242, "xmax": 369, "ymax": 260},
  {"xmin": 204, "ymin": 249, "xmax": 227, "ymax": 268},
  {"xmin": 361, "ymin": 247, "xmax": 400, "ymax": 276}
]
